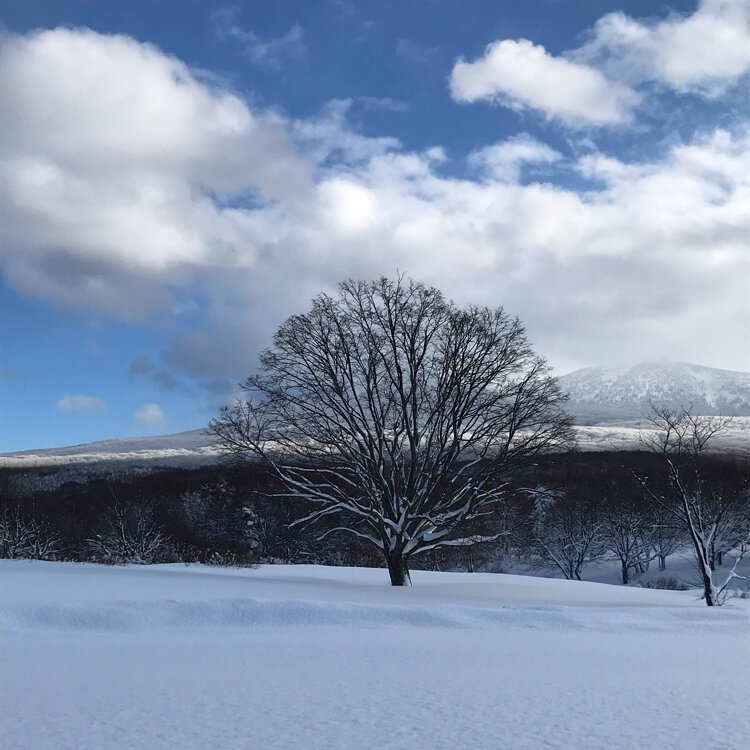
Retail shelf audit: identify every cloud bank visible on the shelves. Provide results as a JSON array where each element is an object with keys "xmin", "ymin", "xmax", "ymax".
[{"xmin": 0, "ymin": 21, "xmax": 747, "ymax": 391}]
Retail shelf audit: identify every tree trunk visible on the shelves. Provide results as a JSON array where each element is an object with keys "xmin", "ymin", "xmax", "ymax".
[
  {"xmin": 386, "ymin": 552, "xmax": 411, "ymax": 586},
  {"xmin": 658, "ymin": 554, "xmax": 666, "ymax": 571},
  {"xmin": 702, "ymin": 568, "xmax": 714, "ymax": 606},
  {"xmin": 688, "ymin": 535, "xmax": 714, "ymax": 606},
  {"xmin": 621, "ymin": 559, "xmax": 629, "ymax": 585}
]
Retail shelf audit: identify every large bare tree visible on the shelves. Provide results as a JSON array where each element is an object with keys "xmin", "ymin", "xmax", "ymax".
[{"xmin": 210, "ymin": 277, "xmax": 574, "ymax": 585}]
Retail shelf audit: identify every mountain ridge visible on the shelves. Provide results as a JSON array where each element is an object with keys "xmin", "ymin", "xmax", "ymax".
[
  {"xmin": 2, "ymin": 362, "xmax": 748, "ymax": 468},
  {"xmin": 558, "ymin": 361, "xmax": 750, "ymax": 423}
]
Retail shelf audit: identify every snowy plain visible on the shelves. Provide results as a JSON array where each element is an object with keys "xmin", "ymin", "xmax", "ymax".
[{"xmin": 2, "ymin": 561, "xmax": 749, "ymax": 750}]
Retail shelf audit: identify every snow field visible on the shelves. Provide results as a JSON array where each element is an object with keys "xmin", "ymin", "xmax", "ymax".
[{"xmin": 2, "ymin": 561, "xmax": 749, "ymax": 750}]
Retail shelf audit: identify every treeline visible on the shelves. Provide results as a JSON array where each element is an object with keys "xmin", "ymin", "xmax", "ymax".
[
  {"xmin": 0, "ymin": 462, "xmax": 384, "ymax": 568},
  {"xmin": 2, "ymin": 451, "xmax": 748, "ymax": 585}
]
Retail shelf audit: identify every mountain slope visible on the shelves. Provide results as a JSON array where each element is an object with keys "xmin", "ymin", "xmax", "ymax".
[
  {"xmin": 558, "ymin": 361, "xmax": 750, "ymax": 423},
  {"xmin": 0, "ymin": 429, "xmax": 221, "ymax": 469}
]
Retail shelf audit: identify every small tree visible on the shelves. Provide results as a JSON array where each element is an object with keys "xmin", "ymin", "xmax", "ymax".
[
  {"xmin": 528, "ymin": 489, "xmax": 604, "ymax": 581},
  {"xmin": 599, "ymin": 491, "xmax": 656, "ymax": 584},
  {"xmin": 179, "ymin": 479, "xmax": 261, "ymax": 562},
  {"xmin": 638, "ymin": 406, "xmax": 749, "ymax": 606},
  {"xmin": 211, "ymin": 277, "xmax": 573, "ymax": 585},
  {"xmin": 650, "ymin": 506, "xmax": 685, "ymax": 571}
]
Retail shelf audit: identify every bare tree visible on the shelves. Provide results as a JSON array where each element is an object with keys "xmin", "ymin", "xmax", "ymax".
[
  {"xmin": 650, "ymin": 506, "xmax": 685, "ymax": 572},
  {"xmin": 638, "ymin": 406, "xmax": 749, "ymax": 606},
  {"xmin": 599, "ymin": 492, "xmax": 656, "ymax": 584},
  {"xmin": 210, "ymin": 277, "xmax": 573, "ymax": 585},
  {"xmin": 527, "ymin": 488, "xmax": 604, "ymax": 581}
]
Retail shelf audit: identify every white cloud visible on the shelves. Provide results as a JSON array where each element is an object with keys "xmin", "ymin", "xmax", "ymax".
[
  {"xmin": 450, "ymin": 2, "xmax": 750, "ymax": 125},
  {"xmin": 449, "ymin": 39, "xmax": 639, "ymax": 126},
  {"xmin": 468, "ymin": 134, "xmax": 562, "ymax": 182},
  {"xmin": 291, "ymin": 99, "xmax": 401, "ymax": 166},
  {"xmin": 56, "ymin": 395, "xmax": 107, "ymax": 412},
  {"xmin": 0, "ymin": 26, "xmax": 748, "ymax": 383},
  {"xmin": 134, "ymin": 403, "xmax": 167, "ymax": 423},
  {"xmin": 169, "ymin": 123, "xmax": 750, "ymax": 376},
  {"xmin": 0, "ymin": 27, "xmax": 311, "ymax": 316},
  {"xmin": 577, "ymin": 0, "xmax": 750, "ymax": 95}
]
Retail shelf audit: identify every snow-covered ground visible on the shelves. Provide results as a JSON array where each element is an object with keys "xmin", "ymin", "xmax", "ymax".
[{"xmin": 2, "ymin": 561, "xmax": 748, "ymax": 750}]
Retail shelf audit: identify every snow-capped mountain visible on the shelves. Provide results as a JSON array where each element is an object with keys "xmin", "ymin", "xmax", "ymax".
[{"xmin": 558, "ymin": 361, "xmax": 750, "ymax": 423}]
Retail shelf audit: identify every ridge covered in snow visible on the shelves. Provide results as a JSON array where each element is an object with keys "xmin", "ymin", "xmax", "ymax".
[
  {"xmin": 0, "ymin": 429, "xmax": 222, "ymax": 469},
  {"xmin": 558, "ymin": 361, "xmax": 750, "ymax": 423}
]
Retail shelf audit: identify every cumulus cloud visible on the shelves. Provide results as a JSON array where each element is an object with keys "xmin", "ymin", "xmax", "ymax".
[
  {"xmin": 0, "ymin": 25, "xmax": 747, "ymax": 388},
  {"xmin": 450, "ymin": 2, "xmax": 750, "ymax": 124},
  {"xmin": 134, "ymin": 403, "xmax": 167, "ymax": 423},
  {"xmin": 56, "ymin": 395, "xmax": 107, "ymax": 412},
  {"xmin": 576, "ymin": 0, "xmax": 750, "ymax": 95},
  {"xmin": 468, "ymin": 134, "xmax": 562, "ymax": 182},
  {"xmin": 159, "ymin": 123, "xmax": 749, "ymax": 377},
  {"xmin": 0, "ymin": 26, "xmax": 311, "ymax": 317},
  {"xmin": 450, "ymin": 39, "xmax": 639, "ymax": 126}
]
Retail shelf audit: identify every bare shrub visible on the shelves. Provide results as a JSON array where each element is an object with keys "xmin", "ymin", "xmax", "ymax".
[
  {"xmin": 0, "ymin": 506, "xmax": 61, "ymax": 560},
  {"xmin": 528, "ymin": 489, "xmax": 604, "ymax": 581},
  {"xmin": 87, "ymin": 502, "xmax": 169, "ymax": 564}
]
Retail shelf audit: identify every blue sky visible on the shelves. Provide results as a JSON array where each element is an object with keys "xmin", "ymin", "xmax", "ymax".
[{"xmin": 1, "ymin": 0, "xmax": 748, "ymax": 451}]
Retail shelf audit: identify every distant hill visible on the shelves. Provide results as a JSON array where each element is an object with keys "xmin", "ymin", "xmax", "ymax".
[
  {"xmin": 3, "ymin": 362, "xmax": 749, "ymax": 471},
  {"xmin": 0, "ymin": 429, "xmax": 221, "ymax": 470},
  {"xmin": 558, "ymin": 362, "xmax": 750, "ymax": 424}
]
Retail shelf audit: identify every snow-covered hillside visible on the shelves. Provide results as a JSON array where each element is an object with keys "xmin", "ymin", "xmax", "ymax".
[
  {"xmin": 559, "ymin": 361, "xmax": 750, "ymax": 422},
  {"xmin": 0, "ymin": 428, "xmax": 222, "ymax": 469},
  {"xmin": 2, "ymin": 415, "xmax": 749, "ymax": 471},
  {"xmin": 2, "ymin": 561, "xmax": 748, "ymax": 750}
]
